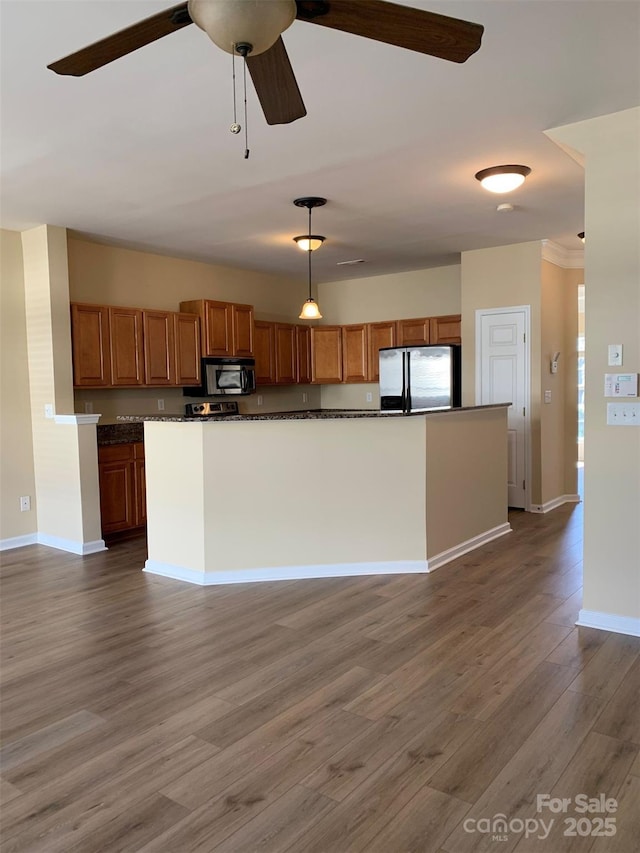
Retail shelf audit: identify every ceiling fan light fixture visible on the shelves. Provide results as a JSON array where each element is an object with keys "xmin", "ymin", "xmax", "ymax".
[
  {"xmin": 475, "ymin": 165, "xmax": 531, "ymax": 193},
  {"xmin": 293, "ymin": 235, "xmax": 325, "ymax": 252},
  {"xmin": 188, "ymin": 0, "xmax": 296, "ymax": 56}
]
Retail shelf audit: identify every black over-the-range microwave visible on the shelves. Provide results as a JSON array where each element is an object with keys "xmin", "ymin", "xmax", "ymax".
[{"xmin": 183, "ymin": 357, "xmax": 256, "ymax": 397}]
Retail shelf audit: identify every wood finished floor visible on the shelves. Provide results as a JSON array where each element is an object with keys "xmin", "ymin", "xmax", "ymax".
[{"xmin": 1, "ymin": 501, "xmax": 639, "ymax": 852}]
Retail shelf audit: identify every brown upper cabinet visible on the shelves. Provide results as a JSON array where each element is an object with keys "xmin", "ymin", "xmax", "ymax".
[
  {"xmin": 71, "ymin": 303, "xmax": 112, "ymax": 387},
  {"xmin": 253, "ymin": 320, "xmax": 276, "ymax": 385},
  {"xmin": 71, "ymin": 302, "xmax": 201, "ymax": 388},
  {"xmin": 311, "ymin": 326, "xmax": 343, "ymax": 384},
  {"xmin": 179, "ymin": 299, "xmax": 254, "ymax": 358},
  {"xmin": 342, "ymin": 324, "xmax": 369, "ymax": 383},
  {"xmin": 143, "ymin": 310, "xmax": 174, "ymax": 386},
  {"xmin": 430, "ymin": 314, "xmax": 462, "ymax": 345},
  {"xmin": 173, "ymin": 312, "xmax": 201, "ymax": 386},
  {"xmin": 397, "ymin": 317, "xmax": 431, "ymax": 347},
  {"xmin": 296, "ymin": 325, "xmax": 312, "ymax": 385},
  {"xmin": 275, "ymin": 323, "xmax": 297, "ymax": 385},
  {"xmin": 367, "ymin": 320, "xmax": 397, "ymax": 382},
  {"xmin": 109, "ymin": 306, "xmax": 144, "ymax": 386}
]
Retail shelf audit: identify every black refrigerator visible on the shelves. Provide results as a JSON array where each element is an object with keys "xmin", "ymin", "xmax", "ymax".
[{"xmin": 379, "ymin": 344, "xmax": 462, "ymax": 413}]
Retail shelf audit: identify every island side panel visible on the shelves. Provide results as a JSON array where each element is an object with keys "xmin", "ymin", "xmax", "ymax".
[
  {"xmin": 424, "ymin": 407, "xmax": 510, "ymax": 566},
  {"xmin": 144, "ymin": 421, "xmax": 207, "ymax": 579},
  {"xmin": 201, "ymin": 418, "xmax": 427, "ymax": 576}
]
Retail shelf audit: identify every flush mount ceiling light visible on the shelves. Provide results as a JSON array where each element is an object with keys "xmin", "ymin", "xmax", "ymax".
[
  {"xmin": 294, "ymin": 197, "xmax": 326, "ymax": 320},
  {"xmin": 578, "ymin": 232, "xmax": 585, "ymax": 243},
  {"xmin": 475, "ymin": 164, "xmax": 531, "ymax": 193}
]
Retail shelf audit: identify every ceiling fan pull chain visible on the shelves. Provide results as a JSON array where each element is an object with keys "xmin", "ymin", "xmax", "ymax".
[
  {"xmin": 230, "ymin": 48, "xmax": 241, "ymax": 137},
  {"xmin": 243, "ymin": 55, "xmax": 250, "ymax": 159}
]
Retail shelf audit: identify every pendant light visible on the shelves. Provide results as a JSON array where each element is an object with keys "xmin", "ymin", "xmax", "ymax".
[
  {"xmin": 294, "ymin": 197, "xmax": 326, "ymax": 320},
  {"xmin": 475, "ymin": 164, "xmax": 531, "ymax": 193}
]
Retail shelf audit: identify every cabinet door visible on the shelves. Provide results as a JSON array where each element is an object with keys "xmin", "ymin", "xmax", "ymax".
[
  {"xmin": 109, "ymin": 307, "xmax": 144, "ymax": 385},
  {"xmin": 311, "ymin": 326, "xmax": 343, "ymax": 384},
  {"xmin": 368, "ymin": 321, "xmax": 397, "ymax": 382},
  {"xmin": 233, "ymin": 304, "xmax": 254, "ymax": 357},
  {"xmin": 134, "ymin": 443, "xmax": 146, "ymax": 528},
  {"xmin": 143, "ymin": 310, "xmax": 174, "ymax": 385},
  {"xmin": 397, "ymin": 317, "xmax": 430, "ymax": 346},
  {"xmin": 253, "ymin": 320, "xmax": 276, "ymax": 385},
  {"xmin": 275, "ymin": 323, "xmax": 297, "ymax": 385},
  {"xmin": 430, "ymin": 314, "xmax": 461, "ymax": 344},
  {"xmin": 71, "ymin": 303, "xmax": 111, "ymax": 387},
  {"xmin": 342, "ymin": 324, "xmax": 369, "ymax": 383},
  {"xmin": 203, "ymin": 301, "xmax": 234, "ymax": 357},
  {"xmin": 98, "ymin": 445, "xmax": 135, "ymax": 534},
  {"xmin": 174, "ymin": 313, "xmax": 201, "ymax": 386},
  {"xmin": 296, "ymin": 325, "xmax": 312, "ymax": 384}
]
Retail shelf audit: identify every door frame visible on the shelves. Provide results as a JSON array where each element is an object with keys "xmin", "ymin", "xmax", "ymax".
[{"xmin": 475, "ymin": 305, "xmax": 532, "ymax": 512}]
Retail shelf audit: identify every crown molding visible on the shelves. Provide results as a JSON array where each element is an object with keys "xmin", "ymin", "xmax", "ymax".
[{"xmin": 542, "ymin": 239, "xmax": 584, "ymax": 269}]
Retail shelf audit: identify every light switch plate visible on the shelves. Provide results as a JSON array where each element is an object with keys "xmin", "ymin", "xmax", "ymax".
[
  {"xmin": 608, "ymin": 344, "xmax": 623, "ymax": 366},
  {"xmin": 544, "ymin": 390, "xmax": 552, "ymax": 404},
  {"xmin": 607, "ymin": 402, "xmax": 640, "ymax": 426}
]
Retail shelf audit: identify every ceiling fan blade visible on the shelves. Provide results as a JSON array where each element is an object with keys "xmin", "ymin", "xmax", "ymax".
[
  {"xmin": 48, "ymin": 3, "xmax": 193, "ymax": 76},
  {"xmin": 295, "ymin": 0, "xmax": 483, "ymax": 63},
  {"xmin": 246, "ymin": 38, "xmax": 307, "ymax": 126}
]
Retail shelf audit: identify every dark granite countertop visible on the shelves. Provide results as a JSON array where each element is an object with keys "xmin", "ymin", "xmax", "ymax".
[
  {"xmin": 97, "ymin": 422, "xmax": 145, "ymax": 445},
  {"xmin": 116, "ymin": 404, "xmax": 510, "ymax": 423}
]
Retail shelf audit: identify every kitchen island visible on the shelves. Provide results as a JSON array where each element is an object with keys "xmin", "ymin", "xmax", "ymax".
[{"xmin": 119, "ymin": 405, "xmax": 511, "ymax": 585}]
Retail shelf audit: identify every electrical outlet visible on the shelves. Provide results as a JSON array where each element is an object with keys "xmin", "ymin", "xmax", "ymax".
[
  {"xmin": 20, "ymin": 496, "xmax": 31, "ymax": 512},
  {"xmin": 44, "ymin": 403, "xmax": 54, "ymax": 419},
  {"xmin": 302, "ymin": 392, "xmax": 308, "ymax": 404},
  {"xmin": 257, "ymin": 395, "xmax": 263, "ymax": 406},
  {"xmin": 84, "ymin": 402, "xmax": 94, "ymax": 414},
  {"xmin": 157, "ymin": 399, "xmax": 165, "ymax": 411},
  {"xmin": 366, "ymin": 392, "xmax": 373, "ymax": 403}
]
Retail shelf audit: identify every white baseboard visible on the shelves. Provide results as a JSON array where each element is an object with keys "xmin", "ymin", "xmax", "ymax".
[
  {"xmin": 1, "ymin": 533, "xmax": 107, "ymax": 555},
  {"xmin": 144, "ymin": 558, "xmax": 430, "ymax": 586},
  {"xmin": 426, "ymin": 522, "xmax": 512, "ymax": 573},
  {"xmin": 576, "ymin": 609, "xmax": 640, "ymax": 637},
  {"xmin": 0, "ymin": 533, "xmax": 38, "ymax": 551},
  {"xmin": 37, "ymin": 534, "xmax": 107, "ymax": 555},
  {"xmin": 530, "ymin": 494, "xmax": 581, "ymax": 514}
]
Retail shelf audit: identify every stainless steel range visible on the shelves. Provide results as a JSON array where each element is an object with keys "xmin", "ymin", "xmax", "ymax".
[{"xmin": 184, "ymin": 401, "xmax": 239, "ymax": 417}]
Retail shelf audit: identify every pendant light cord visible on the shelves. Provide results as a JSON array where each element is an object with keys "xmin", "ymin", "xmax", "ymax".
[
  {"xmin": 243, "ymin": 56, "xmax": 249, "ymax": 160},
  {"xmin": 308, "ymin": 208, "xmax": 312, "ymax": 298}
]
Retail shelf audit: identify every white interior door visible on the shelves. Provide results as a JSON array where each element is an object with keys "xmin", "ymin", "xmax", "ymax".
[{"xmin": 476, "ymin": 309, "xmax": 529, "ymax": 508}]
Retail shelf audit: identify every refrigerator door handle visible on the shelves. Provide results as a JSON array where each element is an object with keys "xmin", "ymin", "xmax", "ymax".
[
  {"xmin": 405, "ymin": 350, "xmax": 412, "ymax": 414},
  {"xmin": 401, "ymin": 351, "xmax": 408, "ymax": 414}
]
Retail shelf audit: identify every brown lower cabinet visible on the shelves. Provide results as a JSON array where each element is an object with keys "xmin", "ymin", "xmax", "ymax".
[{"xmin": 98, "ymin": 442, "xmax": 145, "ymax": 539}]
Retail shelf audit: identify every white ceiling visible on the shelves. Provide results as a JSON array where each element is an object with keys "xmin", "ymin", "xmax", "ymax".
[{"xmin": 1, "ymin": 1, "xmax": 639, "ymax": 282}]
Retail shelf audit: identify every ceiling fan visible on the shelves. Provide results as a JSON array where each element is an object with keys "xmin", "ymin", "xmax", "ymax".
[{"xmin": 48, "ymin": 0, "xmax": 484, "ymax": 126}]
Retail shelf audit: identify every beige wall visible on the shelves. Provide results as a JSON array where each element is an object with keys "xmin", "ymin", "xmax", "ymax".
[
  {"xmin": 318, "ymin": 264, "xmax": 461, "ymax": 410},
  {"xmin": 145, "ymin": 417, "xmax": 428, "ymax": 576},
  {"xmin": 461, "ymin": 241, "xmax": 543, "ymax": 502},
  {"xmin": 317, "ymin": 265, "xmax": 461, "ymax": 325},
  {"xmin": 547, "ymin": 108, "xmax": 640, "ymax": 626},
  {"xmin": 425, "ymin": 408, "xmax": 509, "ymax": 559},
  {"xmin": 21, "ymin": 226, "xmax": 102, "ymax": 547},
  {"xmin": 0, "ymin": 230, "xmax": 37, "ymax": 542},
  {"xmin": 68, "ymin": 236, "xmax": 320, "ymax": 419},
  {"xmin": 68, "ymin": 236, "xmax": 307, "ymax": 317},
  {"xmin": 540, "ymin": 261, "xmax": 582, "ymax": 503}
]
